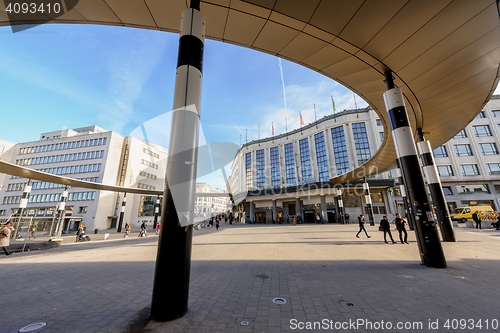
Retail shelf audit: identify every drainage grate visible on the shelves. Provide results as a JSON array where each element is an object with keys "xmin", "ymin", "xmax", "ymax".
[{"xmin": 19, "ymin": 322, "xmax": 47, "ymax": 332}]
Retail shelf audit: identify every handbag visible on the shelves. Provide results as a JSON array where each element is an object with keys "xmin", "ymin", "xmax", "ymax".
[{"xmin": 378, "ymin": 225, "xmax": 384, "ymax": 231}]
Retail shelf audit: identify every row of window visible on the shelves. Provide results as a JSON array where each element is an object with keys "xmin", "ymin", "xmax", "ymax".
[
  {"xmin": 437, "ymin": 163, "xmax": 500, "ymax": 177},
  {"xmin": 16, "ymin": 150, "xmax": 105, "ymax": 166},
  {"xmin": 143, "ymin": 147, "xmax": 160, "ymax": 159},
  {"xmin": 137, "ymin": 183, "xmax": 156, "ymax": 190},
  {"xmin": 37, "ymin": 163, "xmax": 102, "ymax": 175},
  {"xmin": 453, "ymin": 124, "xmax": 500, "ymax": 138},
  {"xmin": 18, "ymin": 137, "xmax": 108, "ymax": 155},
  {"xmin": 139, "ymin": 170, "xmax": 158, "ymax": 180},
  {"xmin": 434, "ymin": 143, "xmax": 499, "ymax": 157},
  {"xmin": 442, "ymin": 184, "xmax": 491, "ymax": 195},
  {"xmin": 141, "ymin": 159, "xmax": 159, "ymax": 169},
  {"xmin": 245, "ymin": 124, "xmax": 370, "ymax": 188},
  {"xmin": 2, "ymin": 191, "xmax": 96, "ymax": 205},
  {"xmin": 475, "ymin": 110, "xmax": 500, "ymax": 119}
]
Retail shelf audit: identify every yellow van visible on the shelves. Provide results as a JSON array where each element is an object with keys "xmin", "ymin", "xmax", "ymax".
[{"xmin": 450, "ymin": 205, "xmax": 494, "ymax": 223}]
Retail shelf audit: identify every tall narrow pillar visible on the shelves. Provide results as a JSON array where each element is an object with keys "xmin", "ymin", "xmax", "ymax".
[
  {"xmin": 416, "ymin": 135, "xmax": 456, "ymax": 242},
  {"xmin": 319, "ymin": 195, "xmax": 327, "ymax": 223},
  {"xmin": 394, "ymin": 166, "xmax": 416, "ymax": 230},
  {"xmin": 295, "ymin": 197, "xmax": 302, "ymax": 222},
  {"xmin": 336, "ymin": 189, "xmax": 345, "ymax": 224},
  {"xmin": 14, "ymin": 179, "xmax": 32, "ymax": 239},
  {"xmin": 383, "ymin": 70, "xmax": 446, "ymax": 268},
  {"xmin": 363, "ymin": 178, "xmax": 375, "ymax": 226},
  {"xmin": 249, "ymin": 201, "xmax": 255, "ymax": 223},
  {"xmin": 272, "ymin": 199, "xmax": 277, "ymax": 223},
  {"xmin": 55, "ymin": 186, "xmax": 69, "ymax": 237},
  {"xmin": 117, "ymin": 193, "xmax": 126, "ymax": 233},
  {"xmin": 153, "ymin": 195, "xmax": 161, "ymax": 229},
  {"xmin": 151, "ymin": 0, "xmax": 205, "ymax": 322}
]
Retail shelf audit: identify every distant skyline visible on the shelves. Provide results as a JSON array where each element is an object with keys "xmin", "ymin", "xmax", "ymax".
[{"xmin": 1, "ymin": 23, "xmax": 499, "ymax": 189}]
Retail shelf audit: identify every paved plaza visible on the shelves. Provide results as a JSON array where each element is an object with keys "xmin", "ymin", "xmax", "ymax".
[{"xmin": 2, "ymin": 222, "xmax": 500, "ymax": 333}]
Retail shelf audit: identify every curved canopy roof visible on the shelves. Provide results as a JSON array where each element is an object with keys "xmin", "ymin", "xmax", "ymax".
[{"xmin": 1, "ymin": 0, "xmax": 500, "ymax": 186}]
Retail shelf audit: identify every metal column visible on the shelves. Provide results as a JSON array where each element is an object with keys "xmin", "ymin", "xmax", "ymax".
[
  {"xmin": 151, "ymin": 0, "xmax": 205, "ymax": 321},
  {"xmin": 363, "ymin": 178, "xmax": 375, "ymax": 226},
  {"xmin": 383, "ymin": 70, "xmax": 446, "ymax": 268},
  {"xmin": 417, "ymin": 135, "xmax": 456, "ymax": 242},
  {"xmin": 117, "ymin": 193, "xmax": 126, "ymax": 233}
]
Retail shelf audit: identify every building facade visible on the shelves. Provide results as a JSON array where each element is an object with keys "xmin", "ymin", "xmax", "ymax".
[
  {"xmin": 0, "ymin": 126, "xmax": 168, "ymax": 233},
  {"xmin": 229, "ymin": 96, "xmax": 500, "ymax": 225},
  {"xmin": 194, "ymin": 182, "xmax": 230, "ymax": 217}
]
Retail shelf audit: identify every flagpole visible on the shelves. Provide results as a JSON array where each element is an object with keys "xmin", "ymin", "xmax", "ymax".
[
  {"xmin": 246, "ymin": 129, "xmax": 248, "ymax": 143},
  {"xmin": 314, "ymin": 104, "xmax": 317, "ymax": 121},
  {"xmin": 331, "ymin": 95, "xmax": 336, "ymax": 114},
  {"xmin": 258, "ymin": 125, "xmax": 260, "ymax": 140}
]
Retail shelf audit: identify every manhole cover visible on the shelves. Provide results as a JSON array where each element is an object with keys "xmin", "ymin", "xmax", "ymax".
[
  {"xmin": 19, "ymin": 322, "xmax": 47, "ymax": 332},
  {"xmin": 272, "ymin": 297, "xmax": 287, "ymax": 305},
  {"xmin": 240, "ymin": 321, "xmax": 249, "ymax": 326}
]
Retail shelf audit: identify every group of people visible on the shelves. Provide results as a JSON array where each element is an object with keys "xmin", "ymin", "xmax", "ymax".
[
  {"xmin": 355, "ymin": 213, "xmax": 409, "ymax": 244},
  {"xmin": 208, "ymin": 216, "xmax": 221, "ymax": 230}
]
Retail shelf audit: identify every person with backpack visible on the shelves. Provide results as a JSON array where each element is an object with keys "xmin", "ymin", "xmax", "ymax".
[{"xmin": 395, "ymin": 212, "xmax": 409, "ymax": 244}]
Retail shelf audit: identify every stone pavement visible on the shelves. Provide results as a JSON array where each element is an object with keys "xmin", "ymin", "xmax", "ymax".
[{"xmin": 1, "ymin": 223, "xmax": 500, "ymax": 333}]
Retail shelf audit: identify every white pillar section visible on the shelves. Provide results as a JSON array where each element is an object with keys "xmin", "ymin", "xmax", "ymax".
[
  {"xmin": 18, "ymin": 184, "xmax": 32, "ymax": 209},
  {"xmin": 320, "ymin": 195, "xmax": 327, "ymax": 223},
  {"xmin": 272, "ymin": 199, "xmax": 277, "ymax": 223},
  {"xmin": 167, "ymin": 6, "xmax": 205, "ymax": 227}
]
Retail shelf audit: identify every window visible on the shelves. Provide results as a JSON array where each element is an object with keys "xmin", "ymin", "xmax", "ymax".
[
  {"xmin": 461, "ymin": 164, "xmax": 479, "ymax": 176},
  {"xmin": 473, "ymin": 125, "xmax": 492, "ymax": 137},
  {"xmin": 437, "ymin": 165, "xmax": 454, "ymax": 177},
  {"xmin": 493, "ymin": 110, "xmax": 500, "ymax": 117},
  {"xmin": 255, "ymin": 149, "xmax": 265, "ymax": 188},
  {"xmin": 475, "ymin": 111, "xmax": 486, "ymax": 119},
  {"xmin": 479, "ymin": 143, "xmax": 498, "ymax": 155},
  {"xmin": 284, "ymin": 143, "xmax": 296, "ymax": 186},
  {"xmin": 487, "ymin": 163, "xmax": 500, "ymax": 175},
  {"xmin": 299, "ymin": 138, "xmax": 312, "ymax": 184},
  {"xmin": 352, "ymin": 123, "xmax": 371, "ymax": 165},
  {"xmin": 376, "ymin": 119, "xmax": 383, "ymax": 126},
  {"xmin": 454, "ymin": 129, "xmax": 467, "ymax": 138},
  {"xmin": 433, "ymin": 146, "xmax": 448, "ymax": 158},
  {"xmin": 454, "ymin": 144, "xmax": 472, "ymax": 156},
  {"xmin": 331, "ymin": 126, "xmax": 350, "ymax": 175},
  {"xmin": 379, "ymin": 132, "xmax": 384, "ymax": 142},
  {"xmin": 314, "ymin": 132, "xmax": 329, "ymax": 182},
  {"xmin": 456, "ymin": 184, "xmax": 489, "ymax": 194},
  {"xmin": 245, "ymin": 153, "xmax": 252, "ymax": 188},
  {"xmin": 442, "ymin": 186, "xmax": 453, "ymax": 195},
  {"xmin": 270, "ymin": 147, "xmax": 281, "ymax": 187}
]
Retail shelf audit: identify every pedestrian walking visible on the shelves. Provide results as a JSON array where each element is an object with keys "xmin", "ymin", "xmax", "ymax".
[
  {"xmin": 379, "ymin": 215, "xmax": 396, "ymax": 244},
  {"xmin": 155, "ymin": 222, "xmax": 160, "ymax": 235},
  {"xmin": 139, "ymin": 221, "xmax": 147, "ymax": 237},
  {"xmin": 395, "ymin": 212, "xmax": 409, "ymax": 244},
  {"xmin": 216, "ymin": 219, "xmax": 220, "ymax": 230},
  {"xmin": 28, "ymin": 227, "xmax": 36, "ymax": 239},
  {"xmin": 0, "ymin": 221, "xmax": 14, "ymax": 256},
  {"xmin": 356, "ymin": 214, "xmax": 371, "ymax": 238},
  {"xmin": 292, "ymin": 216, "xmax": 297, "ymax": 226},
  {"xmin": 345, "ymin": 213, "xmax": 350, "ymax": 224},
  {"xmin": 472, "ymin": 211, "xmax": 482, "ymax": 229},
  {"xmin": 124, "ymin": 223, "xmax": 131, "ymax": 238}
]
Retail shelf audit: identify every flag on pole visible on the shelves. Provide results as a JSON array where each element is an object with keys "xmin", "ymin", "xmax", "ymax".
[
  {"xmin": 331, "ymin": 96, "xmax": 337, "ymax": 113},
  {"xmin": 272, "ymin": 122, "xmax": 274, "ymax": 135},
  {"xmin": 300, "ymin": 112, "xmax": 305, "ymax": 126}
]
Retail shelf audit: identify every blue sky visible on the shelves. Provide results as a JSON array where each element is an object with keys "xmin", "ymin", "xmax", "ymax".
[{"xmin": 1, "ymin": 23, "xmax": 498, "ymax": 189}]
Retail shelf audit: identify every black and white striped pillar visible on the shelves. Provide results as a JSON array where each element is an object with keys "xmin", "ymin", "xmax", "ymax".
[
  {"xmin": 363, "ymin": 178, "xmax": 375, "ymax": 226},
  {"xmin": 417, "ymin": 136, "xmax": 456, "ymax": 242},
  {"xmin": 151, "ymin": 0, "xmax": 205, "ymax": 322},
  {"xmin": 153, "ymin": 196, "xmax": 160, "ymax": 230},
  {"xmin": 116, "ymin": 193, "xmax": 127, "ymax": 233},
  {"xmin": 383, "ymin": 70, "xmax": 446, "ymax": 268},
  {"xmin": 55, "ymin": 186, "xmax": 69, "ymax": 237},
  {"xmin": 14, "ymin": 179, "xmax": 32, "ymax": 239},
  {"xmin": 336, "ymin": 189, "xmax": 345, "ymax": 224}
]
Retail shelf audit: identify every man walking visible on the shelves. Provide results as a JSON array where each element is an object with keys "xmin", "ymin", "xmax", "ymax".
[
  {"xmin": 472, "ymin": 211, "xmax": 482, "ymax": 229},
  {"xmin": 356, "ymin": 214, "xmax": 371, "ymax": 238},
  {"xmin": 380, "ymin": 216, "xmax": 396, "ymax": 244},
  {"xmin": 395, "ymin": 212, "xmax": 409, "ymax": 244}
]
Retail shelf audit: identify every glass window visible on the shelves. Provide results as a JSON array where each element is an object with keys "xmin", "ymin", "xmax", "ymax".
[
  {"xmin": 442, "ymin": 186, "xmax": 453, "ymax": 195},
  {"xmin": 456, "ymin": 184, "xmax": 489, "ymax": 194},
  {"xmin": 473, "ymin": 125, "xmax": 492, "ymax": 137},
  {"xmin": 352, "ymin": 123, "xmax": 371, "ymax": 165},
  {"xmin": 255, "ymin": 149, "xmax": 265, "ymax": 188},
  {"xmin": 376, "ymin": 119, "xmax": 383, "ymax": 126},
  {"xmin": 437, "ymin": 165, "xmax": 454, "ymax": 177},
  {"xmin": 479, "ymin": 143, "xmax": 498, "ymax": 155},
  {"xmin": 379, "ymin": 132, "xmax": 384, "ymax": 142},
  {"xmin": 454, "ymin": 144, "xmax": 472, "ymax": 156},
  {"xmin": 270, "ymin": 147, "xmax": 281, "ymax": 187},
  {"xmin": 245, "ymin": 153, "xmax": 252, "ymax": 188},
  {"xmin": 492, "ymin": 110, "xmax": 500, "ymax": 117},
  {"xmin": 487, "ymin": 163, "xmax": 500, "ymax": 175},
  {"xmin": 454, "ymin": 129, "xmax": 467, "ymax": 138},
  {"xmin": 475, "ymin": 111, "xmax": 485, "ymax": 119},
  {"xmin": 331, "ymin": 126, "xmax": 350, "ymax": 175},
  {"xmin": 299, "ymin": 138, "xmax": 312, "ymax": 184},
  {"xmin": 314, "ymin": 132, "xmax": 329, "ymax": 182},
  {"xmin": 284, "ymin": 143, "xmax": 296, "ymax": 186},
  {"xmin": 461, "ymin": 164, "xmax": 479, "ymax": 176},
  {"xmin": 433, "ymin": 146, "xmax": 448, "ymax": 158}
]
